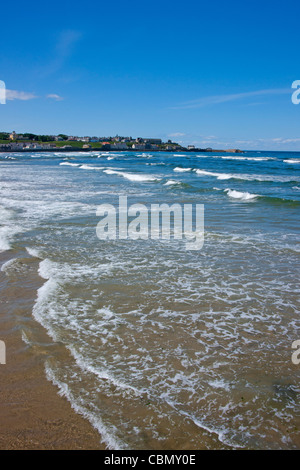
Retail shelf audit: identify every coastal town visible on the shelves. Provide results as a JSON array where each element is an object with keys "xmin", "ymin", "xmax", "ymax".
[{"xmin": 0, "ymin": 131, "xmax": 242, "ymax": 153}]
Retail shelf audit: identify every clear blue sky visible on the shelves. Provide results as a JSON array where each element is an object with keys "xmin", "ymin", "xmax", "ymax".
[{"xmin": 1, "ymin": 0, "xmax": 300, "ymax": 150}]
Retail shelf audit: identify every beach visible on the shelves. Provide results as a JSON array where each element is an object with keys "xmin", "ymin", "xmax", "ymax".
[
  {"xmin": 0, "ymin": 250, "xmax": 104, "ymax": 449},
  {"xmin": 0, "ymin": 149, "xmax": 299, "ymax": 449}
]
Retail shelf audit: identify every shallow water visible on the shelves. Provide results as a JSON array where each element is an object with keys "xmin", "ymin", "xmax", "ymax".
[{"xmin": 0, "ymin": 150, "xmax": 300, "ymax": 449}]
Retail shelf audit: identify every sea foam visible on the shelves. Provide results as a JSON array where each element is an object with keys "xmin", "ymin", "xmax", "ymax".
[
  {"xmin": 225, "ymin": 189, "xmax": 260, "ymax": 200},
  {"xmin": 59, "ymin": 162, "xmax": 80, "ymax": 167},
  {"xmin": 173, "ymin": 167, "xmax": 192, "ymax": 172},
  {"xmin": 104, "ymin": 169, "xmax": 159, "ymax": 182},
  {"xmin": 283, "ymin": 159, "xmax": 300, "ymax": 164}
]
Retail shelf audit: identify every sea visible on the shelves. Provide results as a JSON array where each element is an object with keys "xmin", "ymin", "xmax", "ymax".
[{"xmin": 0, "ymin": 149, "xmax": 299, "ymax": 449}]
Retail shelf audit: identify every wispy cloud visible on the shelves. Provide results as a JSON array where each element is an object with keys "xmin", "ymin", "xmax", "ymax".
[
  {"xmin": 47, "ymin": 93, "xmax": 64, "ymax": 101},
  {"xmin": 5, "ymin": 90, "xmax": 64, "ymax": 102},
  {"xmin": 55, "ymin": 30, "xmax": 82, "ymax": 60},
  {"xmin": 167, "ymin": 132, "xmax": 186, "ymax": 137},
  {"xmin": 171, "ymin": 88, "xmax": 291, "ymax": 109},
  {"xmin": 39, "ymin": 29, "xmax": 82, "ymax": 77},
  {"xmin": 264, "ymin": 137, "xmax": 300, "ymax": 144},
  {"xmin": 166, "ymin": 132, "xmax": 300, "ymax": 150},
  {"xmin": 6, "ymin": 89, "xmax": 37, "ymax": 101}
]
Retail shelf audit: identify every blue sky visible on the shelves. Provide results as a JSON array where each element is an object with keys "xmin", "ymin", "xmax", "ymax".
[{"xmin": 1, "ymin": 0, "xmax": 300, "ymax": 150}]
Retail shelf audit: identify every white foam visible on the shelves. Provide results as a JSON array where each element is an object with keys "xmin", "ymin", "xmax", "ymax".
[
  {"xmin": 1, "ymin": 258, "xmax": 18, "ymax": 272},
  {"xmin": 283, "ymin": 159, "xmax": 300, "ymax": 164},
  {"xmin": 45, "ymin": 363, "xmax": 126, "ymax": 450},
  {"xmin": 208, "ymin": 379, "xmax": 231, "ymax": 391},
  {"xmin": 103, "ymin": 169, "xmax": 159, "ymax": 182},
  {"xmin": 79, "ymin": 164, "xmax": 105, "ymax": 170},
  {"xmin": 38, "ymin": 258, "xmax": 65, "ymax": 281},
  {"xmin": 173, "ymin": 167, "xmax": 192, "ymax": 172},
  {"xmin": 0, "ymin": 206, "xmax": 24, "ymax": 252},
  {"xmin": 220, "ymin": 156, "xmax": 273, "ymax": 162},
  {"xmin": 0, "ymin": 226, "xmax": 15, "ymax": 252},
  {"xmin": 225, "ymin": 189, "xmax": 260, "ymax": 200},
  {"xmin": 26, "ymin": 247, "xmax": 41, "ymax": 258},
  {"xmin": 59, "ymin": 162, "xmax": 80, "ymax": 167},
  {"xmin": 69, "ymin": 346, "xmax": 143, "ymax": 397},
  {"xmin": 196, "ymin": 169, "xmax": 232, "ymax": 180},
  {"xmin": 195, "ymin": 169, "xmax": 297, "ymax": 183},
  {"xmin": 164, "ymin": 180, "xmax": 181, "ymax": 186}
]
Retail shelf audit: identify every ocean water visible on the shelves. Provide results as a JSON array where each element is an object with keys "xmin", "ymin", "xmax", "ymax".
[{"xmin": 0, "ymin": 149, "xmax": 300, "ymax": 449}]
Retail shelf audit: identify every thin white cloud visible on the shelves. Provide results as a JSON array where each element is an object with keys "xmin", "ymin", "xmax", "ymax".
[
  {"xmin": 268, "ymin": 138, "xmax": 300, "ymax": 144},
  {"xmin": 171, "ymin": 132, "xmax": 300, "ymax": 150},
  {"xmin": 56, "ymin": 30, "xmax": 82, "ymax": 58},
  {"xmin": 47, "ymin": 93, "xmax": 64, "ymax": 101},
  {"xmin": 5, "ymin": 90, "xmax": 64, "ymax": 102},
  {"xmin": 6, "ymin": 89, "xmax": 37, "ymax": 101},
  {"xmin": 168, "ymin": 132, "xmax": 186, "ymax": 137},
  {"xmin": 171, "ymin": 88, "xmax": 291, "ymax": 109},
  {"xmin": 39, "ymin": 29, "xmax": 83, "ymax": 77}
]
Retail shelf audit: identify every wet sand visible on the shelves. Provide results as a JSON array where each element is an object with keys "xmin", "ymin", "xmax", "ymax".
[{"xmin": 0, "ymin": 250, "xmax": 105, "ymax": 450}]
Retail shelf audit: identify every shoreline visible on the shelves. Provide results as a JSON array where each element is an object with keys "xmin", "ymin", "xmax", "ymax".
[
  {"xmin": 0, "ymin": 250, "xmax": 105, "ymax": 450},
  {"xmin": 0, "ymin": 147, "xmax": 243, "ymax": 154}
]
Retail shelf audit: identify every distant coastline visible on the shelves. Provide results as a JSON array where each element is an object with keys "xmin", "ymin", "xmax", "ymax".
[
  {"xmin": 0, "ymin": 131, "xmax": 243, "ymax": 154},
  {"xmin": 0, "ymin": 145, "xmax": 244, "ymax": 154}
]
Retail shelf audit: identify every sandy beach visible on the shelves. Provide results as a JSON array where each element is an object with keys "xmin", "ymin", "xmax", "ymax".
[{"xmin": 0, "ymin": 250, "xmax": 105, "ymax": 450}]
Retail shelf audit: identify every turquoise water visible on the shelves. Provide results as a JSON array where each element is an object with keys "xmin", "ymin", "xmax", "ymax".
[{"xmin": 0, "ymin": 150, "xmax": 300, "ymax": 449}]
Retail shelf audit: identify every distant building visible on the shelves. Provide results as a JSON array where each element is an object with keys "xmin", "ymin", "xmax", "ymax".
[
  {"xmin": 0, "ymin": 144, "xmax": 12, "ymax": 150},
  {"xmin": 101, "ymin": 143, "xmax": 111, "ymax": 150},
  {"xmin": 187, "ymin": 145, "xmax": 195, "ymax": 150},
  {"xmin": 9, "ymin": 131, "xmax": 17, "ymax": 140},
  {"xmin": 144, "ymin": 138, "xmax": 162, "ymax": 145},
  {"xmin": 132, "ymin": 144, "xmax": 146, "ymax": 150},
  {"xmin": 111, "ymin": 143, "xmax": 128, "ymax": 150},
  {"xmin": 24, "ymin": 143, "xmax": 36, "ymax": 149}
]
